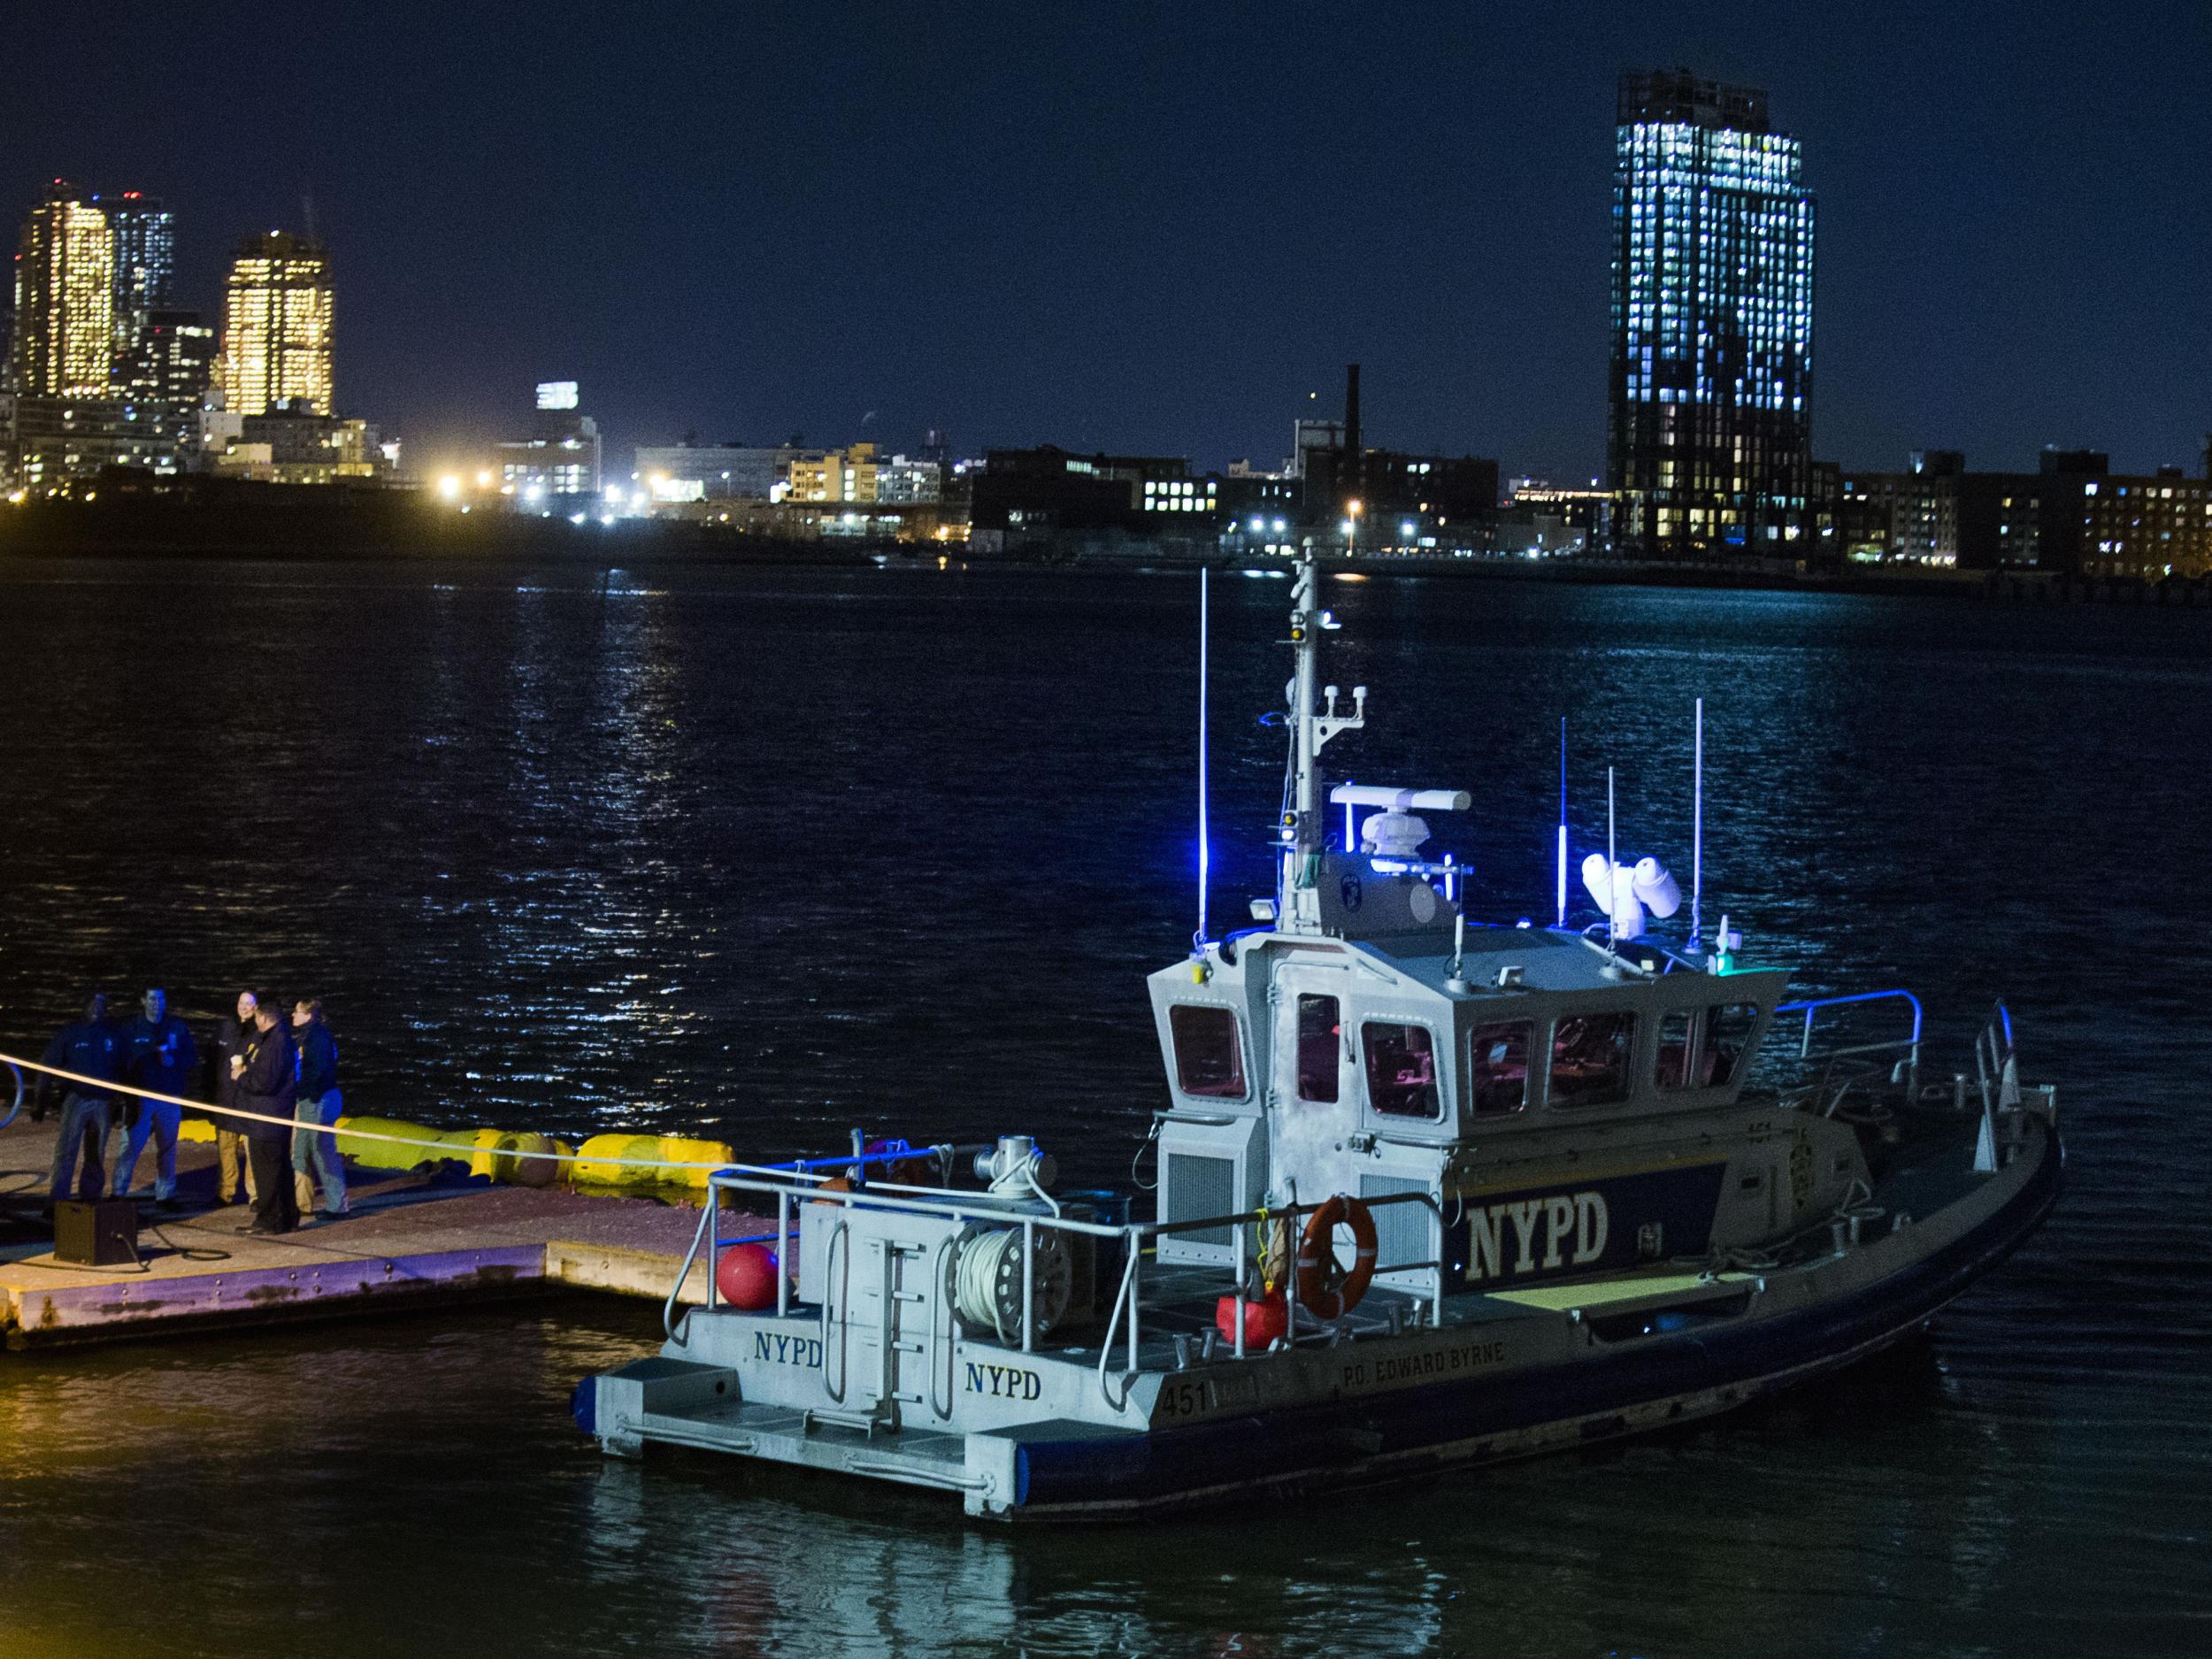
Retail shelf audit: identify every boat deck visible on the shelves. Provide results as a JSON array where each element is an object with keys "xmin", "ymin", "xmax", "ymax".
[{"xmin": 988, "ymin": 1124, "xmax": 1986, "ymax": 1376}]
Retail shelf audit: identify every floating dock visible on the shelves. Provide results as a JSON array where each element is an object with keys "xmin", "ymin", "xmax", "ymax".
[{"xmin": 0, "ymin": 1116, "xmax": 753, "ymax": 1348}]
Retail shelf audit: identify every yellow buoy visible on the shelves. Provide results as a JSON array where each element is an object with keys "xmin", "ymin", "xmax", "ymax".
[
  {"xmin": 333, "ymin": 1115, "xmax": 448, "ymax": 1169},
  {"xmin": 572, "ymin": 1133, "xmax": 733, "ymax": 1188}
]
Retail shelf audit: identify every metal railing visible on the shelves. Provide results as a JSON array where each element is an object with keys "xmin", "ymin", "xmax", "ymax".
[
  {"xmin": 1774, "ymin": 988, "xmax": 1924, "ymax": 1071},
  {"xmin": 1973, "ymin": 1001, "xmax": 2018, "ymax": 1118},
  {"xmin": 1094, "ymin": 1188, "xmax": 1445, "ymax": 1409},
  {"xmin": 672, "ymin": 1161, "xmax": 1448, "ymax": 1413}
]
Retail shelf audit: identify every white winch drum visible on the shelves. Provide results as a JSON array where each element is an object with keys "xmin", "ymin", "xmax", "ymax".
[{"xmin": 952, "ymin": 1225, "xmax": 1073, "ymax": 1344}]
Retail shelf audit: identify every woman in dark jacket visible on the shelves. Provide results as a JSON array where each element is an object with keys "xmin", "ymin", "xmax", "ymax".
[
  {"xmin": 211, "ymin": 990, "xmax": 261, "ymax": 1206},
  {"xmin": 232, "ymin": 990, "xmax": 299, "ymax": 1234}
]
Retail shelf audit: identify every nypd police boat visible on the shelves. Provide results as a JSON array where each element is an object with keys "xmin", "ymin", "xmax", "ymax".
[{"xmin": 578, "ymin": 555, "xmax": 2062, "ymax": 1520}]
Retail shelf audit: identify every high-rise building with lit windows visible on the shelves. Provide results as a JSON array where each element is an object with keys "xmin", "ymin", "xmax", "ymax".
[
  {"xmin": 1608, "ymin": 70, "xmax": 1816, "ymax": 558},
  {"xmin": 8, "ymin": 180, "xmax": 115, "ymax": 398},
  {"xmin": 124, "ymin": 308, "xmax": 216, "ymax": 409},
  {"xmin": 95, "ymin": 192, "xmax": 176, "ymax": 379},
  {"xmin": 218, "ymin": 231, "xmax": 333, "ymax": 417},
  {"xmin": 495, "ymin": 381, "xmax": 603, "ymax": 502}
]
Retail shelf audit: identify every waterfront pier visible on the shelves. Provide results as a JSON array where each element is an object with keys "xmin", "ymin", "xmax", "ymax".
[{"xmin": 0, "ymin": 1115, "xmax": 752, "ymax": 1349}]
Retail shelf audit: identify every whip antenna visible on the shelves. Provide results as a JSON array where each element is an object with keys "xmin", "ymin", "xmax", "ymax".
[
  {"xmin": 1195, "ymin": 565, "xmax": 1210, "ymax": 949},
  {"xmin": 1691, "ymin": 697, "xmax": 1704, "ymax": 951},
  {"xmin": 1606, "ymin": 765, "xmax": 1617, "ymax": 953},
  {"xmin": 1555, "ymin": 717, "xmax": 1568, "ymax": 929}
]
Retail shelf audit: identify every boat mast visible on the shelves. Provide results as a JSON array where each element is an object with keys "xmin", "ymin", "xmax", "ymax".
[{"xmin": 1279, "ymin": 552, "xmax": 1363, "ymax": 933}]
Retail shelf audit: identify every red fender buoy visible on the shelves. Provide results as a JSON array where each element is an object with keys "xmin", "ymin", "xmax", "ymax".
[
  {"xmin": 715, "ymin": 1243, "xmax": 780, "ymax": 1310},
  {"xmin": 1214, "ymin": 1289, "xmax": 1289, "ymax": 1348}
]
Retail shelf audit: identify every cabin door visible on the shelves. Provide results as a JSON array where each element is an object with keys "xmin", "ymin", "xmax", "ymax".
[{"xmin": 1270, "ymin": 964, "xmax": 1354, "ymax": 1202}]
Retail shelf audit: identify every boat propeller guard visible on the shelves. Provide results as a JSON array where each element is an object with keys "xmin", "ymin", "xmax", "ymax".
[{"xmin": 1295, "ymin": 1194, "xmax": 1378, "ymax": 1320}]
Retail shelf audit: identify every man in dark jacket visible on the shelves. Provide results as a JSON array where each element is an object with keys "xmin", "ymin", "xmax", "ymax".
[
  {"xmin": 231, "ymin": 991, "xmax": 299, "ymax": 1234},
  {"xmin": 37, "ymin": 993, "xmax": 125, "ymax": 1203},
  {"xmin": 210, "ymin": 990, "xmax": 259, "ymax": 1206},
  {"xmin": 116, "ymin": 987, "xmax": 198, "ymax": 1207}
]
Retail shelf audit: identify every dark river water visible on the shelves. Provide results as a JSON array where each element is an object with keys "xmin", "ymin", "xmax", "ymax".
[{"xmin": 0, "ymin": 559, "xmax": 2206, "ymax": 1657}]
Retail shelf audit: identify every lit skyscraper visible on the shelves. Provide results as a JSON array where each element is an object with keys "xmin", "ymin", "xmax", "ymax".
[
  {"xmin": 218, "ymin": 230, "xmax": 333, "ymax": 416},
  {"xmin": 1608, "ymin": 70, "xmax": 1816, "ymax": 558},
  {"xmin": 8, "ymin": 180, "xmax": 114, "ymax": 397},
  {"xmin": 96, "ymin": 191, "xmax": 176, "ymax": 373},
  {"xmin": 125, "ymin": 308, "xmax": 216, "ymax": 406}
]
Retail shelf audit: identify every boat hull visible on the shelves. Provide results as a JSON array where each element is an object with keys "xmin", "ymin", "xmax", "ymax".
[
  {"xmin": 586, "ymin": 1121, "xmax": 2058, "ymax": 1520},
  {"xmin": 1013, "ymin": 1125, "xmax": 2060, "ymax": 1517}
]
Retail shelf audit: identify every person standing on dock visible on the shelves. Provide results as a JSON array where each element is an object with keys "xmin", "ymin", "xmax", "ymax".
[
  {"xmin": 289, "ymin": 998, "xmax": 347, "ymax": 1218},
  {"xmin": 232, "ymin": 991, "xmax": 298, "ymax": 1234},
  {"xmin": 211, "ymin": 991, "xmax": 260, "ymax": 1207},
  {"xmin": 115, "ymin": 987, "xmax": 198, "ymax": 1208},
  {"xmin": 35, "ymin": 993, "xmax": 124, "ymax": 1206}
]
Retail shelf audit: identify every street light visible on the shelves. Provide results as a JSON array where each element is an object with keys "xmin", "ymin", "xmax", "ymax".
[{"xmin": 1345, "ymin": 498, "xmax": 1362, "ymax": 557}]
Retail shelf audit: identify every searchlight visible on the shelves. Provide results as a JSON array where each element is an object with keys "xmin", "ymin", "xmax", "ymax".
[{"xmin": 1581, "ymin": 854, "xmax": 1682, "ymax": 943}]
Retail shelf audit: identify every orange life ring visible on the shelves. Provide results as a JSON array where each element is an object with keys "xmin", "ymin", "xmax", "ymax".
[{"xmin": 1295, "ymin": 1194, "xmax": 1379, "ymax": 1319}]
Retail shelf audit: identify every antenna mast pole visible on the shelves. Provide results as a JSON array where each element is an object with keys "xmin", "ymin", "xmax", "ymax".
[{"xmin": 1279, "ymin": 553, "xmax": 1362, "ymax": 933}]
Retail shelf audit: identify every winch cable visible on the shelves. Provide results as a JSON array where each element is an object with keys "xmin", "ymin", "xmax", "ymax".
[
  {"xmin": 0, "ymin": 1050, "xmax": 745, "ymax": 1179},
  {"xmin": 953, "ymin": 1226, "xmax": 1021, "ymax": 1342}
]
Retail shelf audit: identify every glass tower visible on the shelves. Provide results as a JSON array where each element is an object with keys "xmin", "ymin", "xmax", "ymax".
[
  {"xmin": 8, "ymin": 180, "xmax": 114, "ymax": 397},
  {"xmin": 219, "ymin": 231, "xmax": 334, "ymax": 417},
  {"xmin": 1608, "ymin": 71, "xmax": 1815, "ymax": 558},
  {"xmin": 96, "ymin": 192, "xmax": 177, "ymax": 378}
]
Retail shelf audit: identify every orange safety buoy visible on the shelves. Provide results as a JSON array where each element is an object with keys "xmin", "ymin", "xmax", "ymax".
[{"xmin": 1295, "ymin": 1194, "xmax": 1379, "ymax": 1319}]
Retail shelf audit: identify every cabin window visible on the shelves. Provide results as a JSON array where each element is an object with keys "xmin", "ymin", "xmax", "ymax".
[
  {"xmin": 1467, "ymin": 1020, "xmax": 1532, "ymax": 1116},
  {"xmin": 1698, "ymin": 1003, "xmax": 1760, "ymax": 1088},
  {"xmin": 1548, "ymin": 1012, "xmax": 1636, "ymax": 1108},
  {"xmin": 1169, "ymin": 1004, "xmax": 1247, "ymax": 1099},
  {"xmin": 1296, "ymin": 995, "xmax": 1340, "ymax": 1103},
  {"xmin": 1363, "ymin": 1023, "xmax": 1440, "ymax": 1119},
  {"xmin": 1656, "ymin": 1010, "xmax": 1694, "ymax": 1088}
]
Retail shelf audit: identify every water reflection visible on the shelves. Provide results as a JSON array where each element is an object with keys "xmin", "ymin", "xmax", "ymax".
[{"xmin": 1, "ymin": 562, "xmax": 2209, "ymax": 1655}]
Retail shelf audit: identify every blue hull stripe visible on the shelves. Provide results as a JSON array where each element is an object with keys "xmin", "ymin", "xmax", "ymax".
[{"xmin": 1016, "ymin": 1141, "xmax": 2061, "ymax": 1513}]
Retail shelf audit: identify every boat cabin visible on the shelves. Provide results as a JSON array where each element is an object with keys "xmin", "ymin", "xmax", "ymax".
[{"xmin": 1148, "ymin": 848, "xmax": 1804, "ymax": 1300}]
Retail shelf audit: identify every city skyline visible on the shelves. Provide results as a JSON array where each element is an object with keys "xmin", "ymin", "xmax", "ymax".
[{"xmin": 1, "ymin": 4, "xmax": 2208, "ymax": 481}]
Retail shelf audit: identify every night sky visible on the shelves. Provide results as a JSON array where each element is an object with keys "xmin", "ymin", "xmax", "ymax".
[{"xmin": 5, "ymin": 3, "xmax": 2207, "ymax": 480}]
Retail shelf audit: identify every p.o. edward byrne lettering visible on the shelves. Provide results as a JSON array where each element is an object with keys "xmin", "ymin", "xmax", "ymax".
[
  {"xmin": 1340, "ymin": 1337, "xmax": 1508, "ymax": 1391},
  {"xmin": 1467, "ymin": 1190, "xmax": 1608, "ymax": 1281}
]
